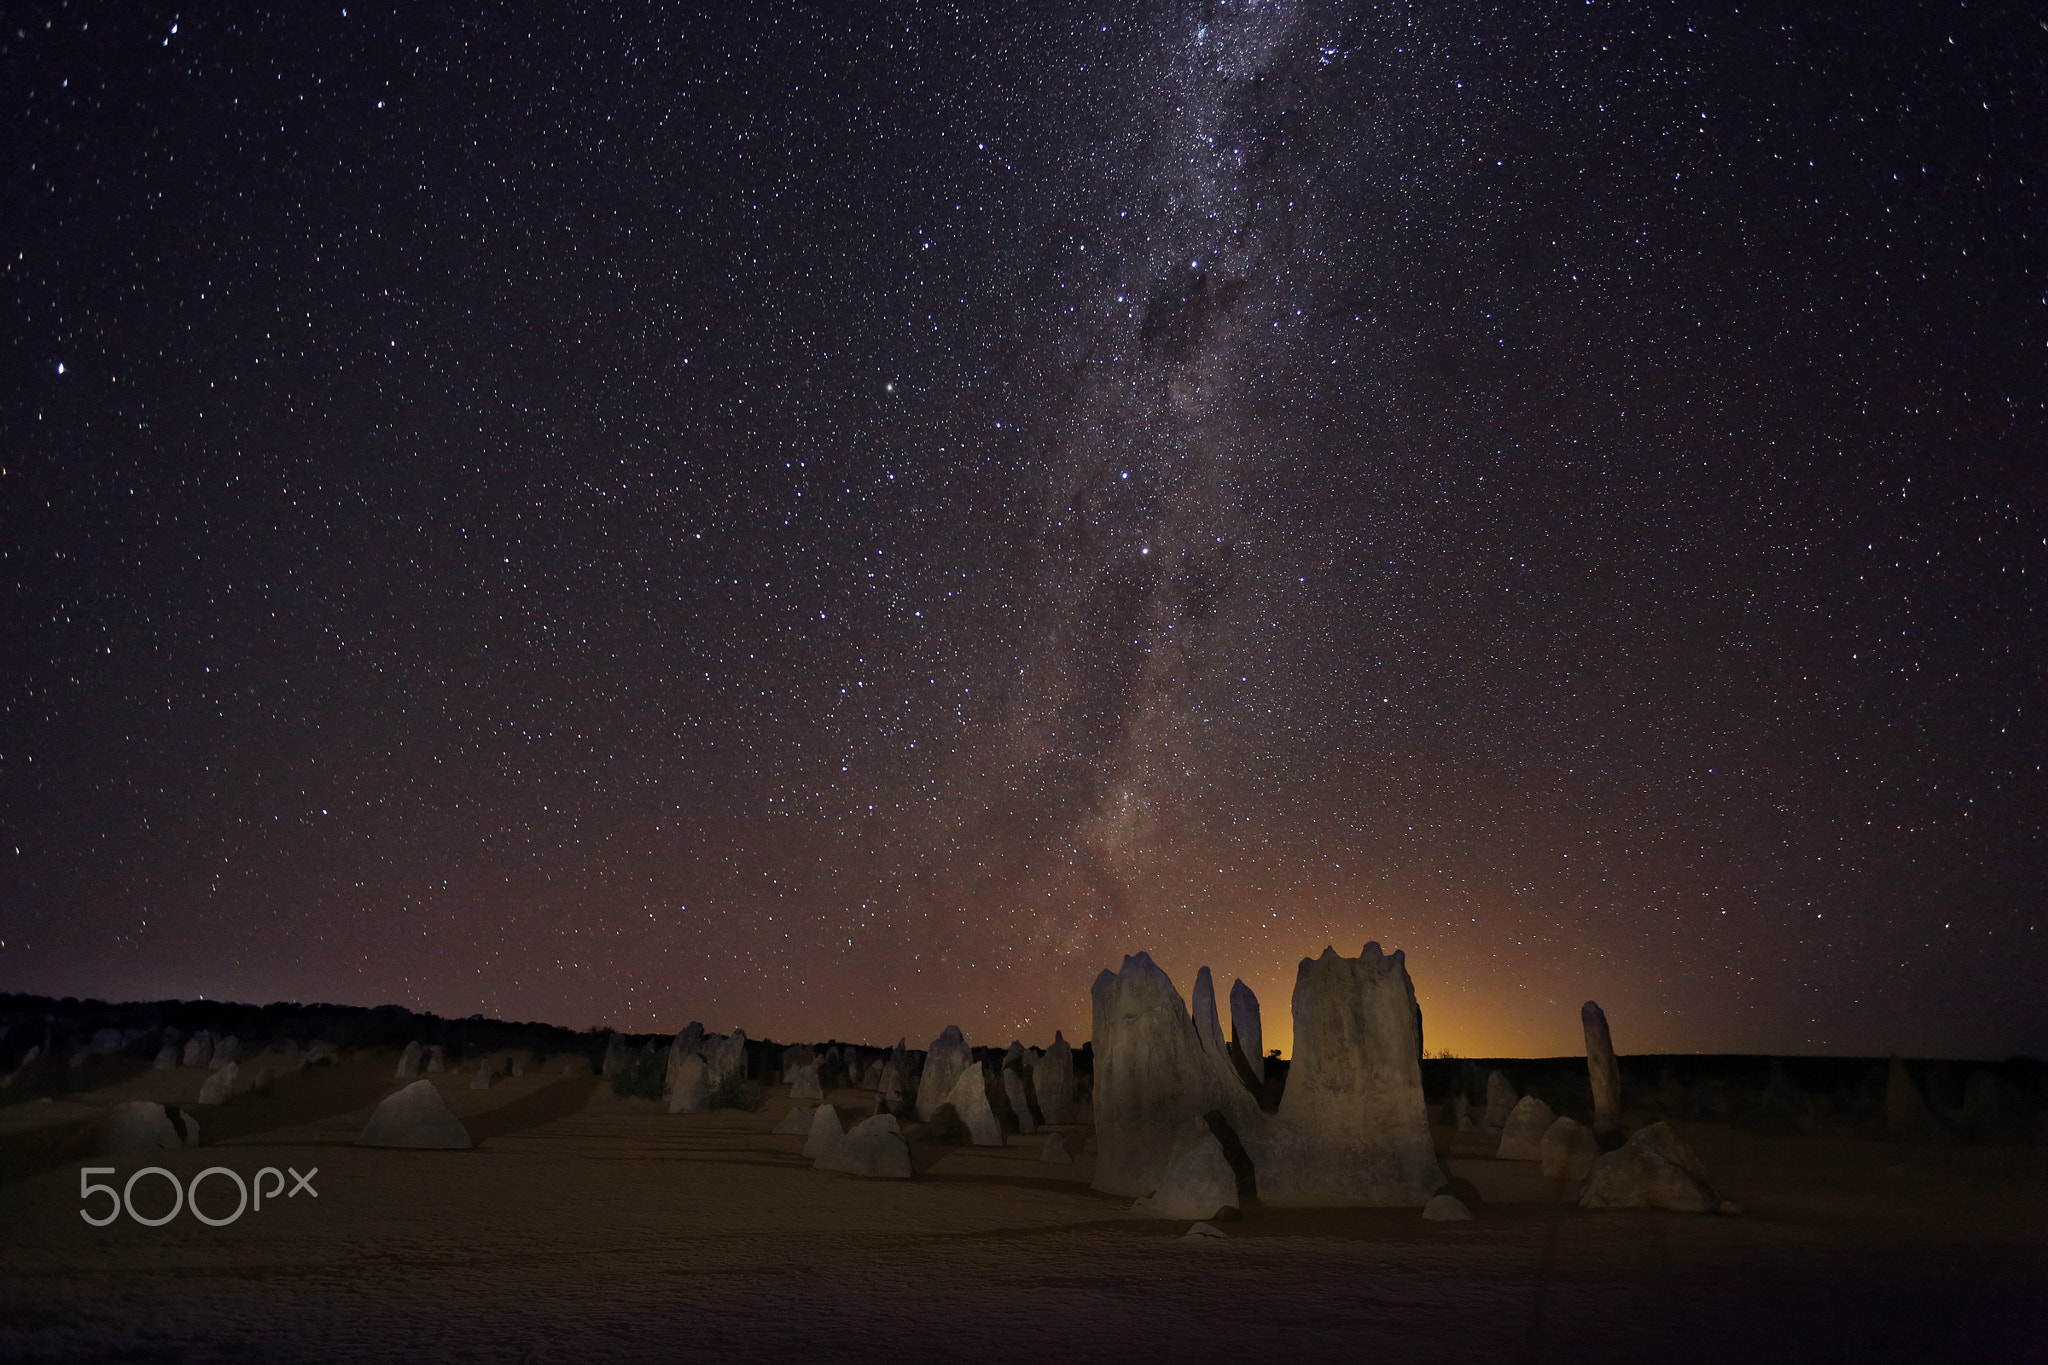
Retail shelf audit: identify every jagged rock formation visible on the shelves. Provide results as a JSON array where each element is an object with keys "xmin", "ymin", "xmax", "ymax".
[
  {"xmin": 1002, "ymin": 1067, "xmax": 1036, "ymax": 1134},
  {"xmin": 103, "ymin": 1101, "xmax": 200, "ymax": 1155},
  {"xmin": 357, "ymin": 1079, "xmax": 472, "ymax": 1149},
  {"xmin": 815, "ymin": 1114, "xmax": 912, "ymax": 1178},
  {"xmin": 196, "ymin": 1062, "xmax": 237, "ymax": 1105},
  {"xmin": 1496, "ymin": 1095, "xmax": 1556, "ymax": 1160},
  {"xmin": 1133, "ymin": 1116, "xmax": 1239, "ymax": 1220},
  {"xmin": 1580, "ymin": 1121, "xmax": 1734, "ymax": 1212},
  {"xmin": 667, "ymin": 1053, "xmax": 710, "ymax": 1113},
  {"xmin": 665, "ymin": 1023, "xmax": 705, "ymax": 1098},
  {"xmin": 1090, "ymin": 953, "xmax": 1228, "ymax": 1197},
  {"xmin": 915, "ymin": 1026, "xmax": 971, "ymax": 1122},
  {"xmin": 1583, "ymin": 1001, "xmax": 1622, "ymax": 1143},
  {"xmin": 1540, "ymin": 1115, "xmax": 1598, "ymax": 1179},
  {"xmin": 942, "ymin": 1062, "xmax": 1003, "ymax": 1146},
  {"xmin": 1034, "ymin": 1032, "xmax": 1076, "ymax": 1125},
  {"xmin": 1230, "ymin": 978, "xmax": 1265, "ymax": 1084},
  {"xmin": 1262, "ymin": 944, "xmax": 1444, "ymax": 1207},
  {"xmin": 802, "ymin": 1103, "xmax": 844, "ymax": 1159}
]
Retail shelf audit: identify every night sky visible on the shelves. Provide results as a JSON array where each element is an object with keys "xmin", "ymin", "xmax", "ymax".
[{"xmin": 4, "ymin": 1, "xmax": 2043, "ymax": 1059}]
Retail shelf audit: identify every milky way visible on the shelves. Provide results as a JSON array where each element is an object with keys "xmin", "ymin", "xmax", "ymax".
[{"xmin": 4, "ymin": 1, "xmax": 2042, "ymax": 1059}]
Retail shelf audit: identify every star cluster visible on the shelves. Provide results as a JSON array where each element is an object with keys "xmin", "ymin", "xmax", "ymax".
[{"xmin": 3, "ymin": 0, "xmax": 2042, "ymax": 1057}]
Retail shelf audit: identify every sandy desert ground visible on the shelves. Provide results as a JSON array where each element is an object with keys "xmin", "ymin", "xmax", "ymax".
[{"xmin": 2, "ymin": 1052, "xmax": 2044, "ymax": 1364}]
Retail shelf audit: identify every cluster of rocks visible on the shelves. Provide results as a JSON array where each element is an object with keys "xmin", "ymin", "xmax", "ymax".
[{"xmin": 1092, "ymin": 944, "xmax": 1443, "ymax": 1221}]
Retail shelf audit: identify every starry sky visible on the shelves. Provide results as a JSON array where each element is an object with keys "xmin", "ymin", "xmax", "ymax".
[{"xmin": 4, "ymin": 0, "xmax": 2043, "ymax": 1060}]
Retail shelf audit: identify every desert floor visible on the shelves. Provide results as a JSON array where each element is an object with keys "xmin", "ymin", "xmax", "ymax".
[{"xmin": 2, "ymin": 1053, "xmax": 2043, "ymax": 1364}]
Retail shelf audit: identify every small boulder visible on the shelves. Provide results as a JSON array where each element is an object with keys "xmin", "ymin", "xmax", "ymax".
[
  {"xmin": 1423, "ymin": 1193, "xmax": 1474, "ymax": 1221},
  {"xmin": 1580, "ymin": 1121, "xmax": 1731, "ymax": 1213},
  {"xmin": 816, "ymin": 1113, "xmax": 911, "ymax": 1178},
  {"xmin": 1132, "ymin": 1116, "xmax": 1239, "ymax": 1221},
  {"xmin": 357, "ymin": 1079, "xmax": 472, "ymax": 1149},
  {"xmin": 196, "ymin": 1062, "xmax": 237, "ymax": 1105},
  {"xmin": 1183, "ymin": 1221, "xmax": 1228, "ymax": 1239},
  {"xmin": 103, "ymin": 1101, "xmax": 200, "ymax": 1155},
  {"xmin": 1496, "ymin": 1094, "xmax": 1556, "ymax": 1160},
  {"xmin": 1042, "ymin": 1132, "xmax": 1073, "ymax": 1164},
  {"xmin": 1539, "ymin": 1115, "xmax": 1598, "ymax": 1180},
  {"xmin": 773, "ymin": 1104, "xmax": 817, "ymax": 1135},
  {"xmin": 802, "ymin": 1103, "xmax": 845, "ymax": 1159}
]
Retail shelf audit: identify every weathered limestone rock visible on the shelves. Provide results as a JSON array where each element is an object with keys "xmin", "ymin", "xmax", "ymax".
[
  {"xmin": 1192, "ymin": 967, "xmax": 1229, "ymax": 1055},
  {"xmin": 1580, "ymin": 1121, "xmax": 1733, "ymax": 1212},
  {"xmin": 704, "ymin": 1030, "xmax": 748, "ymax": 1092},
  {"xmin": 1886, "ymin": 1054, "xmax": 1940, "ymax": 1141},
  {"xmin": 182, "ymin": 1032, "xmax": 213, "ymax": 1068},
  {"xmin": 152, "ymin": 1044, "xmax": 178, "ymax": 1070},
  {"xmin": 395, "ymin": 1041, "xmax": 422, "ymax": 1079},
  {"xmin": 103, "ymin": 1101, "xmax": 200, "ymax": 1155},
  {"xmin": 942, "ymin": 1063, "xmax": 1003, "ymax": 1146},
  {"xmin": 210, "ymin": 1036, "xmax": 240, "ymax": 1069},
  {"xmin": 860, "ymin": 1058, "xmax": 885, "ymax": 1091},
  {"xmin": 1090, "ymin": 954, "xmax": 1225, "ymax": 1197},
  {"xmin": 1034, "ymin": 1032, "xmax": 1076, "ymax": 1126},
  {"xmin": 1540, "ymin": 1115, "xmax": 1598, "ymax": 1179},
  {"xmin": 469, "ymin": 1058, "xmax": 494, "ymax": 1090},
  {"xmin": 600, "ymin": 1033, "xmax": 632, "ymax": 1078},
  {"xmin": 773, "ymin": 1103, "xmax": 817, "ymax": 1135},
  {"xmin": 1041, "ymin": 1132, "xmax": 1073, "ymax": 1163},
  {"xmin": 789, "ymin": 1063, "xmax": 824, "ymax": 1101},
  {"xmin": 915, "ymin": 1026, "xmax": 971, "ymax": 1122},
  {"xmin": 357, "ymin": 1079, "xmax": 472, "ymax": 1149},
  {"xmin": 816, "ymin": 1114, "xmax": 912, "ymax": 1178},
  {"xmin": 196, "ymin": 1062, "xmax": 237, "ymax": 1105},
  {"xmin": 250, "ymin": 1066, "xmax": 274, "ymax": 1095},
  {"xmin": 1230, "ymin": 978, "xmax": 1265, "ymax": 1083},
  {"xmin": 878, "ymin": 1040, "xmax": 914, "ymax": 1110},
  {"xmin": 802, "ymin": 1103, "xmax": 845, "ymax": 1159},
  {"xmin": 665, "ymin": 1022, "xmax": 705, "ymax": 1097},
  {"xmin": 667, "ymin": 1053, "xmax": 710, "ymax": 1114},
  {"xmin": 1453, "ymin": 1094, "xmax": 1476, "ymax": 1132},
  {"xmin": 1262, "ymin": 944, "xmax": 1445, "ymax": 1207},
  {"xmin": 1183, "ymin": 1220, "xmax": 1228, "ymax": 1239},
  {"xmin": 1583, "ymin": 1000, "xmax": 1622, "ymax": 1143},
  {"xmin": 1483, "ymin": 1071, "xmax": 1517, "ymax": 1129},
  {"xmin": 1002, "ymin": 1067, "xmax": 1036, "ymax": 1134},
  {"xmin": 305, "ymin": 1040, "xmax": 340, "ymax": 1067},
  {"xmin": 1496, "ymin": 1095, "xmax": 1556, "ymax": 1161},
  {"xmin": 1422, "ymin": 1193, "xmax": 1474, "ymax": 1221},
  {"xmin": 425, "ymin": 1045, "xmax": 446, "ymax": 1074},
  {"xmin": 1133, "ymin": 1116, "xmax": 1240, "ymax": 1220}
]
